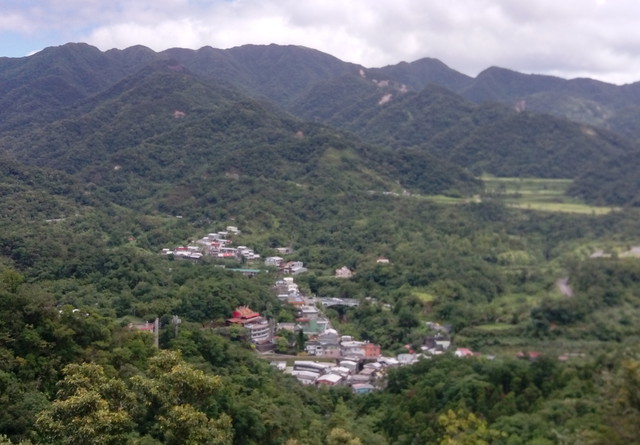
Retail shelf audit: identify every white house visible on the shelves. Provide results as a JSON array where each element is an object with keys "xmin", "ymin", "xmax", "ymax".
[
  {"xmin": 247, "ymin": 320, "xmax": 271, "ymax": 343},
  {"xmin": 265, "ymin": 256, "xmax": 284, "ymax": 267}
]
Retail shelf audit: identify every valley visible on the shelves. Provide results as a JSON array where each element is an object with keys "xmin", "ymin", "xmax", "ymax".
[{"xmin": 0, "ymin": 43, "xmax": 639, "ymax": 444}]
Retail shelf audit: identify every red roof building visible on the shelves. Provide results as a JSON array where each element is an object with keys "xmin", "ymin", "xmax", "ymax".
[
  {"xmin": 455, "ymin": 347, "xmax": 474, "ymax": 357},
  {"xmin": 516, "ymin": 351, "xmax": 541, "ymax": 360},
  {"xmin": 129, "ymin": 322, "xmax": 154, "ymax": 332},
  {"xmin": 227, "ymin": 306, "xmax": 263, "ymax": 325},
  {"xmin": 364, "ymin": 342, "xmax": 381, "ymax": 358}
]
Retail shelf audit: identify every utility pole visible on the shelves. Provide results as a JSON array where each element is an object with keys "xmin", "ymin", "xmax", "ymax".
[
  {"xmin": 172, "ymin": 315, "xmax": 182, "ymax": 337},
  {"xmin": 153, "ymin": 317, "xmax": 160, "ymax": 348}
]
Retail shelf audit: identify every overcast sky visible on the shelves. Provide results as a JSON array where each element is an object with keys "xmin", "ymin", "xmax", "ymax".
[{"xmin": 2, "ymin": 0, "xmax": 639, "ymax": 84}]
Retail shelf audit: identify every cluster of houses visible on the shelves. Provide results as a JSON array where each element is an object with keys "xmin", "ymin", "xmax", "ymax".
[
  {"xmin": 304, "ymin": 330, "xmax": 380, "ymax": 359},
  {"xmin": 270, "ymin": 275, "xmax": 390, "ymax": 391},
  {"xmin": 271, "ymin": 330, "xmax": 459, "ymax": 392},
  {"xmin": 274, "ymin": 277, "xmax": 330, "ymax": 335},
  {"xmin": 162, "ymin": 245, "xmax": 203, "ymax": 260},
  {"xmin": 274, "ymin": 277, "xmax": 305, "ymax": 305},
  {"xmin": 162, "ymin": 227, "xmax": 310, "ymax": 273},
  {"xmin": 265, "ymin": 257, "xmax": 308, "ymax": 275},
  {"xmin": 161, "ymin": 226, "xmax": 263, "ymax": 262},
  {"xmin": 272, "ymin": 359, "xmax": 386, "ymax": 393},
  {"xmin": 273, "ymin": 276, "xmax": 380, "ymax": 360}
]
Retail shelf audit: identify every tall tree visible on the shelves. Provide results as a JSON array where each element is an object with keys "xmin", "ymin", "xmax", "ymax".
[{"xmin": 36, "ymin": 363, "xmax": 135, "ymax": 445}]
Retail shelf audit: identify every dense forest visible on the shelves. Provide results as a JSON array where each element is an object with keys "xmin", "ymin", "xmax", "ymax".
[{"xmin": 1, "ymin": 43, "xmax": 640, "ymax": 444}]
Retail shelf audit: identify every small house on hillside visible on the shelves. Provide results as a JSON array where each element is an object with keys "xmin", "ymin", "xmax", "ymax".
[
  {"xmin": 129, "ymin": 322, "xmax": 154, "ymax": 332},
  {"xmin": 352, "ymin": 383, "xmax": 375, "ymax": 394},
  {"xmin": 265, "ymin": 256, "xmax": 284, "ymax": 267},
  {"xmin": 317, "ymin": 374, "xmax": 343, "ymax": 386},
  {"xmin": 281, "ymin": 261, "xmax": 307, "ymax": 275},
  {"xmin": 455, "ymin": 348, "xmax": 474, "ymax": 358},
  {"xmin": 335, "ymin": 266, "xmax": 353, "ymax": 279}
]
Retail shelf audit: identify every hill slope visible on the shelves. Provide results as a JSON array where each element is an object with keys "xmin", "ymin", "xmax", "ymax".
[
  {"xmin": 0, "ymin": 60, "xmax": 480, "ymax": 213},
  {"xmin": 367, "ymin": 57, "xmax": 473, "ymax": 91},
  {"xmin": 295, "ymin": 82, "xmax": 637, "ymax": 178},
  {"xmin": 2, "ymin": 42, "xmax": 640, "ymax": 204},
  {"xmin": 458, "ymin": 66, "xmax": 640, "ymax": 142}
]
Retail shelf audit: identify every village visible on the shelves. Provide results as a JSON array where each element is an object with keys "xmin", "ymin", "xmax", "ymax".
[
  {"xmin": 158, "ymin": 226, "xmax": 549, "ymax": 392},
  {"xmin": 268, "ymin": 274, "xmax": 459, "ymax": 392}
]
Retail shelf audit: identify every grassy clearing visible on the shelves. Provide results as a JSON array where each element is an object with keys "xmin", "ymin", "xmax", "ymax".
[
  {"xmin": 421, "ymin": 176, "xmax": 619, "ymax": 214},
  {"xmin": 491, "ymin": 293, "xmax": 541, "ymax": 306},
  {"xmin": 418, "ymin": 194, "xmax": 469, "ymax": 204},
  {"xmin": 506, "ymin": 201, "xmax": 617, "ymax": 214},
  {"xmin": 413, "ymin": 291, "xmax": 436, "ymax": 303},
  {"xmin": 474, "ymin": 323, "xmax": 518, "ymax": 331}
]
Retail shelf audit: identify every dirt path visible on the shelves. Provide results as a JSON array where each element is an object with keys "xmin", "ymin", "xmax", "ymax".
[{"xmin": 556, "ymin": 277, "xmax": 573, "ymax": 297}]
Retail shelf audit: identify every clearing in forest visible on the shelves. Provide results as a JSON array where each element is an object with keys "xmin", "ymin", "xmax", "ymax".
[{"xmin": 423, "ymin": 176, "xmax": 619, "ymax": 215}]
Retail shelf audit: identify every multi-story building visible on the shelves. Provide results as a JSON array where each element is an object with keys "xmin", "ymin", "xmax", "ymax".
[
  {"xmin": 227, "ymin": 306, "xmax": 273, "ymax": 346},
  {"xmin": 247, "ymin": 320, "xmax": 271, "ymax": 343}
]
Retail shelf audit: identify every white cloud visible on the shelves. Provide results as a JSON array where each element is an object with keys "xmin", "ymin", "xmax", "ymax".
[
  {"xmin": 6, "ymin": 0, "xmax": 640, "ymax": 84},
  {"xmin": 0, "ymin": 13, "xmax": 36, "ymax": 33}
]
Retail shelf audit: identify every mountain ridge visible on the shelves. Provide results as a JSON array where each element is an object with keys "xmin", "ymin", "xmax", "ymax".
[
  {"xmin": 0, "ymin": 58, "xmax": 481, "ymax": 213},
  {"xmin": 2, "ymin": 42, "xmax": 640, "ymax": 205},
  {"xmin": 4, "ymin": 41, "xmax": 639, "ymax": 129}
]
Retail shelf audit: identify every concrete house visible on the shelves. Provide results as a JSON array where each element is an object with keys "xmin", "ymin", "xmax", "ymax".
[
  {"xmin": 265, "ymin": 256, "xmax": 284, "ymax": 267},
  {"xmin": 335, "ymin": 266, "xmax": 353, "ymax": 278},
  {"xmin": 299, "ymin": 305, "xmax": 320, "ymax": 320},
  {"xmin": 352, "ymin": 383, "xmax": 375, "ymax": 394},
  {"xmin": 318, "ymin": 329, "xmax": 339, "ymax": 345},
  {"xmin": 227, "ymin": 306, "xmax": 273, "ymax": 347},
  {"xmin": 317, "ymin": 374, "xmax": 343, "ymax": 386},
  {"xmin": 327, "ymin": 343, "xmax": 344, "ymax": 358}
]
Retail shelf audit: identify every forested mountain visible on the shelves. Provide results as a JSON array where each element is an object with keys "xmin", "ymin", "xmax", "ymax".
[
  {"xmin": 164, "ymin": 44, "xmax": 360, "ymax": 108},
  {"xmin": 457, "ymin": 66, "xmax": 640, "ymax": 141},
  {"xmin": 0, "ymin": 43, "xmax": 160, "ymax": 132},
  {"xmin": 366, "ymin": 57, "xmax": 473, "ymax": 91},
  {"xmin": 568, "ymin": 150, "xmax": 640, "ymax": 206},
  {"xmin": 295, "ymin": 80, "xmax": 636, "ymax": 179},
  {"xmin": 4, "ymin": 41, "xmax": 640, "ymax": 132},
  {"xmin": 0, "ymin": 58, "xmax": 479, "ymax": 210},
  {"xmin": 3, "ymin": 41, "xmax": 640, "ymax": 151},
  {"xmin": 0, "ymin": 42, "xmax": 359, "ymax": 133},
  {"xmin": 2, "ymin": 42, "xmax": 640, "ymax": 444}
]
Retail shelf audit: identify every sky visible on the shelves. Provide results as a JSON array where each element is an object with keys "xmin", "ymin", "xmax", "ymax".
[{"xmin": 2, "ymin": 0, "xmax": 640, "ymax": 85}]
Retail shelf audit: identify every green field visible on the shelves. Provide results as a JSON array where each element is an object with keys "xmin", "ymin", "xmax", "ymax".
[
  {"xmin": 413, "ymin": 290, "xmax": 436, "ymax": 303},
  {"xmin": 423, "ymin": 176, "xmax": 619, "ymax": 214},
  {"xmin": 473, "ymin": 323, "xmax": 518, "ymax": 332}
]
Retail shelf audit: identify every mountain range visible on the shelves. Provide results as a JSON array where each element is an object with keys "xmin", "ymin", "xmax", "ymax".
[
  {"xmin": 1, "ymin": 42, "xmax": 640, "ymax": 206},
  {"xmin": 5, "ymin": 42, "xmax": 640, "ymax": 445}
]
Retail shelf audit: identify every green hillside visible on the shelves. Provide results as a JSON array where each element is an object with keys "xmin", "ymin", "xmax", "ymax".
[
  {"xmin": 297, "ymin": 82, "xmax": 637, "ymax": 179},
  {"xmin": 1, "ymin": 60, "xmax": 480, "ymax": 213},
  {"xmin": 458, "ymin": 66, "xmax": 640, "ymax": 143},
  {"xmin": 568, "ymin": 150, "xmax": 640, "ymax": 206}
]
